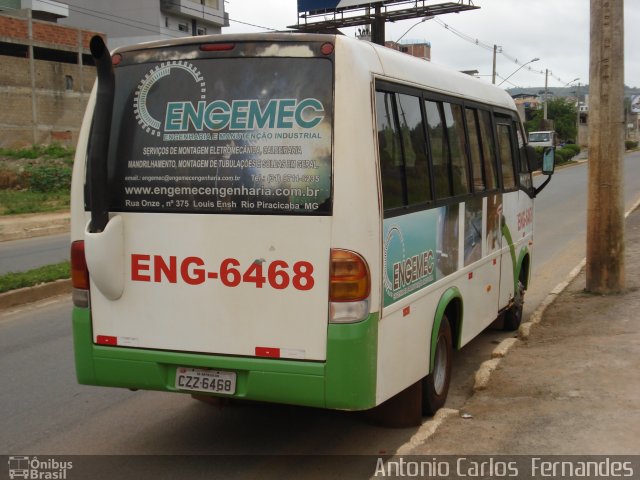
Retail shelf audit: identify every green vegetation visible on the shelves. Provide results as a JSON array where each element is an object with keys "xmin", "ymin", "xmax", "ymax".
[
  {"xmin": 0, "ymin": 144, "xmax": 74, "ymax": 161},
  {"xmin": 0, "ymin": 144, "xmax": 73, "ymax": 215},
  {"xmin": 525, "ymin": 98, "xmax": 578, "ymax": 142},
  {"xmin": 0, "ymin": 261, "xmax": 70, "ymax": 294},
  {"xmin": 626, "ymin": 140, "xmax": 639, "ymax": 150},
  {"xmin": 0, "ymin": 189, "xmax": 70, "ymax": 215},
  {"xmin": 534, "ymin": 143, "xmax": 581, "ymax": 166}
]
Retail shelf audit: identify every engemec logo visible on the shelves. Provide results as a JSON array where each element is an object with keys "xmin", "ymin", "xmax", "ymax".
[
  {"xmin": 133, "ymin": 61, "xmax": 325, "ymax": 137},
  {"xmin": 134, "ymin": 61, "xmax": 206, "ymax": 138}
]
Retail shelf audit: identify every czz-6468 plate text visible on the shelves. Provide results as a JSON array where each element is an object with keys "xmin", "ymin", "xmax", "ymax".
[{"xmin": 175, "ymin": 367, "xmax": 236, "ymax": 394}]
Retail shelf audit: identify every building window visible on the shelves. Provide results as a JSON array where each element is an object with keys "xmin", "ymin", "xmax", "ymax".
[
  {"xmin": 202, "ymin": 0, "xmax": 219, "ymax": 8},
  {"xmin": 178, "ymin": 23, "xmax": 189, "ymax": 32},
  {"xmin": 197, "ymin": 27, "xmax": 207, "ymax": 35},
  {"xmin": 64, "ymin": 75, "xmax": 73, "ymax": 91}
]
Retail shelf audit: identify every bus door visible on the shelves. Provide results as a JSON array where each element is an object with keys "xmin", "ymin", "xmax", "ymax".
[{"xmin": 494, "ymin": 115, "xmax": 524, "ymax": 309}]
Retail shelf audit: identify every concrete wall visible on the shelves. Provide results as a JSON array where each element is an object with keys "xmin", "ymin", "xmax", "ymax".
[{"xmin": 0, "ymin": 13, "xmax": 98, "ymax": 147}]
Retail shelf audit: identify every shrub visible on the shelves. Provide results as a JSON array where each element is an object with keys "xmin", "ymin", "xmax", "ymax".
[
  {"xmin": 626, "ymin": 140, "xmax": 639, "ymax": 150},
  {"xmin": 23, "ymin": 163, "xmax": 72, "ymax": 192},
  {"xmin": 554, "ymin": 149, "xmax": 567, "ymax": 164},
  {"xmin": 562, "ymin": 144, "xmax": 581, "ymax": 156}
]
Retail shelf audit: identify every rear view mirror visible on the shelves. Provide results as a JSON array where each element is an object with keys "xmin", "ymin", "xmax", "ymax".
[
  {"xmin": 542, "ymin": 147, "xmax": 555, "ymax": 175},
  {"xmin": 526, "ymin": 145, "xmax": 541, "ymax": 172}
]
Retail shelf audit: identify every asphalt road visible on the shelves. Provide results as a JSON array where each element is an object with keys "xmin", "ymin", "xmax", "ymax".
[
  {"xmin": 0, "ymin": 233, "xmax": 69, "ymax": 275},
  {"xmin": 1, "ymin": 152, "xmax": 639, "ymax": 464}
]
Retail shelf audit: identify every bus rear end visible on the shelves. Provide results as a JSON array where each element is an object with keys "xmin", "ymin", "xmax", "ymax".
[{"xmin": 70, "ymin": 34, "xmax": 377, "ymax": 410}]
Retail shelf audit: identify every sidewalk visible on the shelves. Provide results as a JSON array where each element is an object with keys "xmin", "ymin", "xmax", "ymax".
[
  {"xmin": 409, "ymin": 208, "xmax": 640, "ymax": 455},
  {"xmin": 0, "ymin": 211, "xmax": 69, "ymax": 242}
]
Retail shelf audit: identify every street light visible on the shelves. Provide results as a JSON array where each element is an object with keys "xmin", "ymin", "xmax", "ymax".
[
  {"xmin": 395, "ymin": 16, "xmax": 434, "ymax": 44},
  {"xmin": 497, "ymin": 57, "xmax": 540, "ymax": 86}
]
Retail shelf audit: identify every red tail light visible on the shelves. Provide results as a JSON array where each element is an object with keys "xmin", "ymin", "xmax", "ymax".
[
  {"xmin": 71, "ymin": 240, "xmax": 89, "ymax": 290},
  {"xmin": 329, "ymin": 249, "xmax": 370, "ymax": 302}
]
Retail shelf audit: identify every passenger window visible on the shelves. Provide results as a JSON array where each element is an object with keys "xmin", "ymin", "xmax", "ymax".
[
  {"xmin": 515, "ymin": 121, "xmax": 533, "ymax": 189},
  {"xmin": 496, "ymin": 123, "xmax": 517, "ymax": 190},
  {"xmin": 397, "ymin": 94, "xmax": 431, "ymax": 204},
  {"xmin": 425, "ymin": 100, "xmax": 450, "ymax": 199},
  {"xmin": 479, "ymin": 110, "xmax": 498, "ymax": 190},
  {"xmin": 465, "ymin": 108, "xmax": 485, "ymax": 192},
  {"xmin": 376, "ymin": 91, "xmax": 404, "ymax": 210},
  {"xmin": 443, "ymin": 103, "xmax": 470, "ymax": 196}
]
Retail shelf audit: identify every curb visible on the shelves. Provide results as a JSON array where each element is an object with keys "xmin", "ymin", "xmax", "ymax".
[
  {"xmin": 472, "ymin": 195, "xmax": 640, "ymax": 392},
  {"xmin": 395, "ymin": 193, "xmax": 640, "ymax": 454},
  {"xmin": 0, "ymin": 278, "xmax": 71, "ymax": 310},
  {"xmin": 0, "ymin": 212, "xmax": 70, "ymax": 242},
  {"xmin": 394, "ymin": 408, "xmax": 459, "ymax": 455}
]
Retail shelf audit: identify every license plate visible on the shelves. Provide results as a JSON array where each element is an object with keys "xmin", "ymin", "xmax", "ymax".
[{"xmin": 175, "ymin": 367, "xmax": 236, "ymax": 395}]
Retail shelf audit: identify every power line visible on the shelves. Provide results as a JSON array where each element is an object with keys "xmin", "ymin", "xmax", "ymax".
[{"xmin": 431, "ymin": 17, "xmax": 577, "ymax": 86}]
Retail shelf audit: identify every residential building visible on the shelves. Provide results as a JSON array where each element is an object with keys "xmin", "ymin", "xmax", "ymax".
[
  {"xmin": 384, "ymin": 40, "xmax": 431, "ymax": 61},
  {"xmin": 57, "ymin": 0, "xmax": 229, "ymax": 49},
  {"xmin": 0, "ymin": 9, "xmax": 99, "ymax": 147}
]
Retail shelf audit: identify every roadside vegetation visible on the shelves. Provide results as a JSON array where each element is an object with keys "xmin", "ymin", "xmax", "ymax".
[
  {"xmin": 0, "ymin": 261, "xmax": 70, "ymax": 294},
  {"xmin": 0, "ymin": 144, "xmax": 73, "ymax": 215}
]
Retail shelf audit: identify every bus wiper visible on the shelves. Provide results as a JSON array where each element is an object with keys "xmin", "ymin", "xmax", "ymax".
[{"xmin": 88, "ymin": 35, "xmax": 114, "ymax": 233}]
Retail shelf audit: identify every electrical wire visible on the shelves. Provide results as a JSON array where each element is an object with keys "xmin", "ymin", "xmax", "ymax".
[{"xmin": 432, "ymin": 16, "xmax": 576, "ymax": 86}]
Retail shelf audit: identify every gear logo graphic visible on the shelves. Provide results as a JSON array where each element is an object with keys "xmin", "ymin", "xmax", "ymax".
[{"xmin": 133, "ymin": 60, "xmax": 206, "ymax": 137}]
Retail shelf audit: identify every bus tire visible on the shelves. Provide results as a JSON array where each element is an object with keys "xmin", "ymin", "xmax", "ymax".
[
  {"xmin": 503, "ymin": 280, "xmax": 524, "ymax": 331},
  {"xmin": 422, "ymin": 316, "xmax": 452, "ymax": 416}
]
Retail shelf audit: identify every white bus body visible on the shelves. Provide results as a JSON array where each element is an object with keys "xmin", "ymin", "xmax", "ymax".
[{"xmin": 71, "ymin": 33, "xmax": 548, "ymax": 420}]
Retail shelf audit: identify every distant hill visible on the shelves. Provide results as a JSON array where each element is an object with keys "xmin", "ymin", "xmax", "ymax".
[{"xmin": 507, "ymin": 85, "xmax": 640, "ymax": 98}]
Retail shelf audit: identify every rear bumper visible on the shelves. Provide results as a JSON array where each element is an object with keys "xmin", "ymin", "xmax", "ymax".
[{"xmin": 72, "ymin": 307, "xmax": 378, "ymax": 410}]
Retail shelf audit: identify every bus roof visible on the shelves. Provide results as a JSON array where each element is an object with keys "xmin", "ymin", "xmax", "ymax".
[{"xmin": 111, "ymin": 32, "xmax": 516, "ymax": 112}]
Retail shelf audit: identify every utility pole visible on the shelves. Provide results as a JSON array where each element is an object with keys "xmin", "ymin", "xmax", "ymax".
[
  {"xmin": 492, "ymin": 44, "xmax": 497, "ymax": 84},
  {"xmin": 586, "ymin": 0, "xmax": 625, "ymax": 293},
  {"xmin": 543, "ymin": 69, "xmax": 549, "ymax": 120}
]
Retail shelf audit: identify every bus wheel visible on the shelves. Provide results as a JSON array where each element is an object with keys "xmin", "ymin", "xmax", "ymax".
[
  {"xmin": 422, "ymin": 316, "xmax": 452, "ymax": 416},
  {"xmin": 503, "ymin": 281, "xmax": 525, "ymax": 331}
]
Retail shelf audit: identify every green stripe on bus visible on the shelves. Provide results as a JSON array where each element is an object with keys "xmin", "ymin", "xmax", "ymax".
[
  {"xmin": 501, "ymin": 221, "xmax": 518, "ymax": 291},
  {"xmin": 73, "ymin": 307, "xmax": 378, "ymax": 410},
  {"xmin": 432, "ymin": 287, "xmax": 462, "ymax": 369},
  {"xmin": 325, "ymin": 313, "xmax": 378, "ymax": 410}
]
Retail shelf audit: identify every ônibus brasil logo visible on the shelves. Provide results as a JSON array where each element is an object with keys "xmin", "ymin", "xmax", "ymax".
[{"xmin": 133, "ymin": 61, "xmax": 325, "ymax": 137}]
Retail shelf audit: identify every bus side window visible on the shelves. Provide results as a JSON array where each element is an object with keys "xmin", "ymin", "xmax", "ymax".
[
  {"xmin": 514, "ymin": 120, "xmax": 533, "ymax": 190},
  {"xmin": 496, "ymin": 123, "xmax": 517, "ymax": 190},
  {"xmin": 465, "ymin": 108, "xmax": 486, "ymax": 192},
  {"xmin": 478, "ymin": 110, "xmax": 499, "ymax": 190},
  {"xmin": 376, "ymin": 91, "xmax": 405, "ymax": 210},
  {"xmin": 397, "ymin": 93, "xmax": 432, "ymax": 205},
  {"xmin": 425, "ymin": 100, "xmax": 451, "ymax": 200},
  {"xmin": 443, "ymin": 102, "xmax": 470, "ymax": 197}
]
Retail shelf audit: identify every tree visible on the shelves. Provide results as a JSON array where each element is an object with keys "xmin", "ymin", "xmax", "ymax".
[{"xmin": 525, "ymin": 98, "xmax": 577, "ymax": 141}]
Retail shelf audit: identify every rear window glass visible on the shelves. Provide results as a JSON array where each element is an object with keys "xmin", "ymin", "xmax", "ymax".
[{"xmin": 100, "ymin": 56, "xmax": 333, "ymax": 215}]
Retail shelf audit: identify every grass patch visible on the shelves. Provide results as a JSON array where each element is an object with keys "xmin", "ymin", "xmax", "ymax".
[
  {"xmin": 0, "ymin": 261, "xmax": 70, "ymax": 294},
  {"xmin": 0, "ymin": 189, "xmax": 69, "ymax": 215},
  {"xmin": 0, "ymin": 144, "xmax": 74, "ymax": 161}
]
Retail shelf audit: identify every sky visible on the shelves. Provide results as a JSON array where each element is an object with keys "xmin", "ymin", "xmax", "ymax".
[{"xmin": 223, "ymin": 0, "xmax": 640, "ymax": 90}]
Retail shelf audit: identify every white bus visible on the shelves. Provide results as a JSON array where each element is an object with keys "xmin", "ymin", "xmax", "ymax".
[{"xmin": 70, "ymin": 33, "xmax": 554, "ymax": 425}]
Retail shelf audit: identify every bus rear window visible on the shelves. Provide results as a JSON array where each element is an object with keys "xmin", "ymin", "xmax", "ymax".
[{"xmin": 101, "ymin": 55, "xmax": 333, "ymax": 215}]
